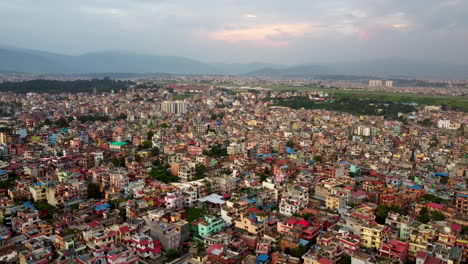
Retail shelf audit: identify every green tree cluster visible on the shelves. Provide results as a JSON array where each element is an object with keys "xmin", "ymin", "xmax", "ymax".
[
  {"xmin": 202, "ymin": 143, "xmax": 227, "ymax": 157},
  {"xmin": 149, "ymin": 165, "xmax": 178, "ymax": 183},
  {"xmin": 275, "ymin": 96, "xmax": 417, "ymax": 120},
  {"xmin": 87, "ymin": 182, "xmax": 104, "ymax": 199},
  {"xmin": 0, "ymin": 79, "xmax": 133, "ymax": 94},
  {"xmin": 138, "ymin": 140, "xmax": 152, "ymax": 149},
  {"xmin": 185, "ymin": 208, "xmax": 206, "ymax": 222}
]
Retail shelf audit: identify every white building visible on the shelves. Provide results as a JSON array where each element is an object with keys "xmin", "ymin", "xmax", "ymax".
[
  {"xmin": 161, "ymin": 100, "xmax": 188, "ymax": 114},
  {"xmin": 369, "ymin": 80, "xmax": 383, "ymax": 87},
  {"xmin": 437, "ymin": 119, "xmax": 451, "ymax": 129}
]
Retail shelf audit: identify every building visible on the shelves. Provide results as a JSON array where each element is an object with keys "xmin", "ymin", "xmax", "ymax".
[
  {"xmin": 29, "ymin": 182, "xmax": 47, "ymax": 202},
  {"xmin": 385, "ymin": 81, "xmax": 394, "ymax": 87},
  {"xmin": 109, "ymin": 141, "xmax": 128, "ymax": 151},
  {"xmin": 408, "ymin": 222, "xmax": 436, "ymax": 261},
  {"xmin": 161, "ymin": 100, "xmax": 189, "ymax": 114},
  {"xmin": 379, "ymin": 240, "xmax": 409, "ymax": 263},
  {"xmin": 234, "ymin": 207, "xmax": 267, "ymax": 236},
  {"xmin": 369, "ymin": 80, "xmax": 383, "ymax": 87},
  {"xmin": 455, "ymin": 192, "xmax": 468, "ymax": 217},
  {"xmin": 196, "ymin": 215, "xmax": 227, "ymax": 238},
  {"xmin": 437, "ymin": 119, "xmax": 451, "ymax": 129},
  {"xmin": 144, "ymin": 217, "xmax": 181, "ymax": 250},
  {"xmin": 360, "ymin": 224, "xmax": 392, "ymax": 249},
  {"xmin": 325, "ymin": 195, "xmax": 346, "ymax": 212}
]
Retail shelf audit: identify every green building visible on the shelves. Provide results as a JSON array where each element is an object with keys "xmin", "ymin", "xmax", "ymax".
[{"xmin": 197, "ymin": 215, "xmax": 226, "ymax": 238}]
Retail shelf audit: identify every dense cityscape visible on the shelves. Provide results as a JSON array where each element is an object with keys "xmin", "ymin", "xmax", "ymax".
[
  {"xmin": 0, "ymin": 76, "xmax": 466, "ymax": 264},
  {"xmin": 1, "ymin": 0, "xmax": 468, "ymax": 263}
]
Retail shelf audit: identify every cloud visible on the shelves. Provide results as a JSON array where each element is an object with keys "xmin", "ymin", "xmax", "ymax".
[
  {"xmin": 82, "ymin": 7, "xmax": 125, "ymax": 16},
  {"xmin": 210, "ymin": 23, "xmax": 310, "ymax": 44},
  {"xmin": 244, "ymin": 14, "xmax": 257, "ymax": 18},
  {"xmin": 392, "ymin": 24, "xmax": 408, "ymax": 29},
  {"xmin": 1, "ymin": 0, "xmax": 468, "ymax": 64}
]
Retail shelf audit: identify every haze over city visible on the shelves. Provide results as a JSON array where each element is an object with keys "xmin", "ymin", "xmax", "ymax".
[{"xmin": 1, "ymin": 0, "xmax": 468, "ymax": 64}]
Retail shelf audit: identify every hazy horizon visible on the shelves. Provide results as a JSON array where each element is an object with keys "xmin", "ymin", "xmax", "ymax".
[{"xmin": 1, "ymin": 0, "xmax": 467, "ymax": 65}]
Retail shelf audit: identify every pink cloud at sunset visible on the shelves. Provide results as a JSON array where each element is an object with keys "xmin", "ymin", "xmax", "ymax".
[{"xmin": 210, "ymin": 23, "xmax": 311, "ymax": 44}]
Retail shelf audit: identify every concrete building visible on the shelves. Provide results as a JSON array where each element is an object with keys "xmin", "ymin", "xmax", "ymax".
[
  {"xmin": 161, "ymin": 100, "xmax": 188, "ymax": 114},
  {"xmin": 144, "ymin": 217, "xmax": 181, "ymax": 250},
  {"xmin": 369, "ymin": 80, "xmax": 383, "ymax": 87}
]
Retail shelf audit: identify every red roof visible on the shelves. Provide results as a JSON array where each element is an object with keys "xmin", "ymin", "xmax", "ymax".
[
  {"xmin": 206, "ymin": 243, "xmax": 224, "ymax": 254},
  {"xmin": 88, "ymin": 221, "xmax": 101, "ymax": 227},
  {"xmin": 451, "ymin": 223, "xmax": 461, "ymax": 232},
  {"xmin": 426, "ymin": 203, "xmax": 444, "ymax": 210},
  {"xmin": 296, "ymin": 220, "xmax": 310, "ymax": 227},
  {"xmin": 286, "ymin": 218, "xmax": 299, "ymax": 225},
  {"xmin": 318, "ymin": 257, "xmax": 333, "ymax": 264},
  {"xmin": 244, "ymin": 207, "xmax": 265, "ymax": 215},
  {"xmin": 119, "ymin": 226, "xmax": 130, "ymax": 234},
  {"xmin": 108, "ymin": 254, "xmax": 120, "ymax": 262}
]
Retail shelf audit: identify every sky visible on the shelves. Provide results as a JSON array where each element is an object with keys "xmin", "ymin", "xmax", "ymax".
[{"xmin": 1, "ymin": 0, "xmax": 467, "ymax": 64}]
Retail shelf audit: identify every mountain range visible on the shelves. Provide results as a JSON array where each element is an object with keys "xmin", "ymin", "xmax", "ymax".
[{"xmin": 1, "ymin": 46, "xmax": 467, "ymax": 79}]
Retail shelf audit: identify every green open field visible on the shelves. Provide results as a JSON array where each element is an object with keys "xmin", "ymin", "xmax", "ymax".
[
  {"xmin": 263, "ymin": 85, "xmax": 468, "ymax": 111},
  {"xmin": 154, "ymin": 81, "xmax": 468, "ymax": 111}
]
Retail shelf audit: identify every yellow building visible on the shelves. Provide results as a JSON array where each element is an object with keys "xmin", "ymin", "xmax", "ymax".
[
  {"xmin": 361, "ymin": 224, "xmax": 391, "ymax": 249},
  {"xmin": 325, "ymin": 195, "xmax": 345, "ymax": 212},
  {"xmin": 234, "ymin": 207, "xmax": 267, "ymax": 236},
  {"xmin": 29, "ymin": 183, "xmax": 47, "ymax": 202},
  {"xmin": 408, "ymin": 222, "xmax": 436, "ymax": 261}
]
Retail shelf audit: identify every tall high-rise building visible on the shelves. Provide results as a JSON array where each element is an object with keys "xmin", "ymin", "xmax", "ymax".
[
  {"xmin": 161, "ymin": 100, "xmax": 189, "ymax": 114},
  {"xmin": 385, "ymin": 81, "xmax": 393, "ymax": 87},
  {"xmin": 369, "ymin": 80, "xmax": 383, "ymax": 87}
]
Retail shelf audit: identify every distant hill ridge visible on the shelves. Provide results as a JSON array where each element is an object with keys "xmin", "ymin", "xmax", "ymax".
[{"xmin": 0, "ymin": 46, "xmax": 467, "ymax": 79}]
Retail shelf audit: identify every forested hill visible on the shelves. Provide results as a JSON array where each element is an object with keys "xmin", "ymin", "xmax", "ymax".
[{"xmin": 0, "ymin": 78, "xmax": 134, "ymax": 94}]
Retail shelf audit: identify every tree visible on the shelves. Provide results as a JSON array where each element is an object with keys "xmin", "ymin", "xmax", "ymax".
[
  {"xmin": 166, "ymin": 249, "xmax": 181, "ymax": 261},
  {"xmin": 203, "ymin": 143, "xmax": 227, "ymax": 157},
  {"xmin": 150, "ymin": 147, "xmax": 160, "ymax": 156},
  {"xmin": 418, "ymin": 118, "xmax": 433, "ymax": 127},
  {"xmin": 147, "ymin": 131, "xmax": 154, "ymax": 140},
  {"xmin": 0, "ymin": 79, "xmax": 134, "ymax": 94},
  {"xmin": 258, "ymin": 173, "xmax": 268, "ymax": 182},
  {"xmin": 462, "ymin": 225, "xmax": 468, "ymax": 235},
  {"xmin": 339, "ymin": 256, "xmax": 352, "ymax": 264},
  {"xmin": 34, "ymin": 201, "xmax": 57, "ymax": 219},
  {"xmin": 149, "ymin": 166, "xmax": 178, "ymax": 183},
  {"xmin": 87, "ymin": 183, "xmax": 103, "ymax": 199},
  {"xmin": 185, "ymin": 208, "xmax": 206, "ymax": 222},
  {"xmin": 291, "ymin": 245, "xmax": 306, "ymax": 258},
  {"xmin": 431, "ymin": 210, "xmax": 446, "ymax": 221},
  {"xmin": 313, "ymin": 155, "xmax": 323, "ymax": 163},
  {"xmin": 301, "ymin": 213, "xmax": 313, "ymax": 220},
  {"xmin": 194, "ymin": 164, "xmax": 207, "ymax": 180},
  {"xmin": 117, "ymin": 113, "xmax": 127, "ymax": 120},
  {"xmin": 417, "ymin": 207, "xmax": 430, "ymax": 224},
  {"xmin": 375, "ymin": 205, "xmax": 390, "ymax": 224},
  {"xmin": 111, "ymin": 156, "xmax": 120, "ymax": 167},
  {"xmin": 135, "ymin": 154, "xmax": 142, "ymax": 163},
  {"xmin": 422, "ymin": 194, "xmax": 444, "ymax": 204},
  {"xmin": 111, "ymin": 156, "xmax": 125, "ymax": 167},
  {"xmin": 55, "ymin": 117, "xmax": 69, "ymax": 128},
  {"xmin": 138, "ymin": 140, "xmax": 152, "ymax": 149}
]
